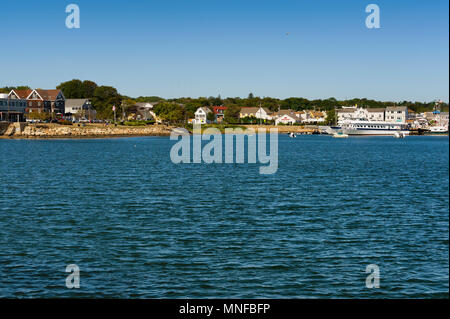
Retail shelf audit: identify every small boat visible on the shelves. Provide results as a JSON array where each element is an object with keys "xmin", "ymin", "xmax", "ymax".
[
  {"xmin": 429, "ymin": 126, "xmax": 449, "ymax": 134},
  {"xmin": 333, "ymin": 132, "xmax": 348, "ymax": 138},
  {"xmin": 393, "ymin": 131, "xmax": 405, "ymax": 138},
  {"xmin": 289, "ymin": 132, "xmax": 296, "ymax": 138}
]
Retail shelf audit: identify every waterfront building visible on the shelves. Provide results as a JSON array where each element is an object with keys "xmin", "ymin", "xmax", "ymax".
[
  {"xmin": 367, "ymin": 108, "xmax": 385, "ymax": 121},
  {"xmin": 437, "ymin": 112, "xmax": 449, "ymax": 127},
  {"xmin": 65, "ymin": 99, "xmax": 97, "ymax": 121},
  {"xmin": 194, "ymin": 107, "xmax": 212, "ymax": 124},
  {"xmin": 385, "ymin": 106, "xmax": 408, "ymax": 124},
  {"xmin": 125, "ymin": 102, "xmax": 154, "ymax": 121},
  {"xmin": 9, "ymin": 88, "xmax": 65, "ymax": 114},
  {"xmin": 240, "ymin": 107, "xmax": 258, "ymax": 118},
  {"xmin": 337, "ymin": 108, "xmax": 357, "ymax": 124},
  {"xmin": 275, "ymin": 113, "xmax": 300, "ymax": 125},
  {"xmin": 294, "ymin": 111, "xmax": 305, "ymax": 121},
  {"xmin": 255, "ymin": 107, "xmax": 272, "ymax": 120},
  {"xmin": 337, "ymin": 107, "xmax": 386, "ymax": 124},
  {"xmin": 135, "ymin": 102, "xmax": 155, "ymax": 109},
  {"xmin": 0, "ymin": 93, "xmax": 26, "ymax": 122},
  {"xmin": 273, "ymin": 109, "xmax": 300, "ymax": 125},
  {"xmin": 213, "ymin": 106, "xmax": 227, "ymax": 123},
  {"xmin": 303, "ymin": 110, "xmax": 326, "ymax": 123},
  {"xmin": 425, "ymin": 111, "xmax": 449, "ymax": 127},
  {"xmin": 239, "ymin": 107, "xmax": 272, "ymax": 120}
]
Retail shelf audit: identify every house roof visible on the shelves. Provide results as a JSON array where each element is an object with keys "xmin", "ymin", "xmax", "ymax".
[
  {"xmin": 240, "ymin": 107, "xmax": 259, "ymax": 114},
  {"xmin": 386, "ymin": 106, "xmax": 408, "ymax": 111},
  {"xmin": 367, "ymin": 108, "xmax": 386, "ymax": 112},
  {"xmin": 213, "ymin": 106, "xmax": 227, "ymax": 114},
  {"xmin": 34, "ymin": 89, "xmax": 62, "ymax": 101},
  {"xmin": 277, "ymin": 113, "xmax": 300, "ymax": 121},
  {"xmin": 337, "ymin": 108, "xmax": 356, "ymax": 113},
  {"xmin": 65, "ymin": 99, "xmax": 90, "ymax": 108},
  {"xmin": 197, "ymin": 107, "xmax": 212, "ymax": 113},
  {"xmin": 309, "ymin": 111, "xmax": 325, "ymax": 117},
  {"xmin": 9, "ymin": 89, "xmax": 32, "ymax": 99},
  {"xmin": 274, "ymin": 109, "xmax": 295, "ymax": 116},
  {"xmin": 135, "ymin": 102, "xmax": 155, "ymax": 108}
]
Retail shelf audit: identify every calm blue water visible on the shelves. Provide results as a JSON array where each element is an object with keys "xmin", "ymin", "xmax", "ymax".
[{"xmin": 0, "ymin": 135, "xmax": 448, "ymax": 298}]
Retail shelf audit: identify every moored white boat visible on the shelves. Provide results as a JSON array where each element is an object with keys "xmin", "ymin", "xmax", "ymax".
[
  {"xmin": 428, "ymin": 126, "xmax": 449, "ymax": 134},
  {"xmin": 328, "ymin": 120, "xmax": 410, "ymax": 136},
  {"xmin": 393, "ymin": 131, "xmax": 405, "ymax": 138},
  {"xmin": 333, "ymin": 132, "xmax": 348, "ymax": 138}
]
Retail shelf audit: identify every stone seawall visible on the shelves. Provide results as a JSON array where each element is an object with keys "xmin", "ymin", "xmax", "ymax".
[
  {"xmin": 1, "ymin": 123, "xmax": 322, "ymax": 138},
  {"xmin": 0, "ymin": 122, "xmax": 10, "ymax": 135},
  {"xmin": 0, "ymin": 123, "xmax": 173, "ymax": 138}
]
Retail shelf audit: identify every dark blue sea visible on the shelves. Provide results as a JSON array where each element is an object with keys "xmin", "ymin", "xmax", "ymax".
[{"xmin": 0, "ymin": 135, "xmax": 448, "ymax": 298}]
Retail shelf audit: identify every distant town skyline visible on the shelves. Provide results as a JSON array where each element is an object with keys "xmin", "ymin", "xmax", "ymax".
[{"xmin": 1, "ymin": 0, "xmax": 448, "ymax": 102}]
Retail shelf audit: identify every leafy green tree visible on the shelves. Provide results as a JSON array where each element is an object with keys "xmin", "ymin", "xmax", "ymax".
[
  {"xmin": 135, "ymin": 96, "xmax": 165, "ymax": 103},
  {"xmin": 0, "ymin": 86, "xmax": 31, "ymax": 93},
  {"xmin": 208, "ymin": 95, "xmax": 222, "ymax": 106},
  {"xmin": 91, "ymin": 86, "xmax": 122, "ymax": 119},
  {"xmin": 207, "ymin": 111, "xmax": 216, "ymax": 123},
  {"xmin": 224, "ymin": 104, "xmax": 241, "ymax": 123},
  {"xmin": 57, "ymin": 79, "xmax": 84, "ymax": 98},
  {"xmin": 121, "ymin": 98, "xmax": 136, "ymax": 120},
  {"xmin": 82, "ymin": 80, "xmax": 98, "ymax": 98},
  {"xmin": 57, "ymin": 79, "xmax": 98, "ymax": 98},
  {"xmin": 26, "ymin": 111, "xmax": 51, "ymax": 121},
  {"xmin": 153, "ymin": 102, "xmax": 186, "ymax": 124},
  {"xmin": 325, "ymin": 109, "xmax": 337, "ymax": 125}
]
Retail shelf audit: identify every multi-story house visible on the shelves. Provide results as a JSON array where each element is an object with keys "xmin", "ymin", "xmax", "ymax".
[
  {"xmin": 240, "ymin": 107, "xmax": 272, "ymax": 120},
  {"xmin": 337, "ymin": 108, "xmax": 357, "ymax": 124},
  {"xmin": 194, "ymin": 107, "xmax": 213, "ymax": 124},
  {"xmin": 65, "ymin": 99, "xmax": 96, "ymax": 121},
  {"xmin": 367, "ymin": 108, "xmax": 385, "ymax": 121},
  {"xmin": 385, "ymin": 106, "xmax": 408, "ymax": 124},
  {"xmin": 0, "ymin": 93, "xmax": 27, "ymax": 122},
  {"xmin": 9, "ymin": 89, "xmax": 65, "ymax": 114},
  {"xmin": 213, "ymin": 106, "xmax": 227, "ymax": 123}
]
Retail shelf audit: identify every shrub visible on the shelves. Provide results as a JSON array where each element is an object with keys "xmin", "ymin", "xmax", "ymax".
[{"xmin": 58, "ymin": 120, "xmax": 73, "ymax": 125}]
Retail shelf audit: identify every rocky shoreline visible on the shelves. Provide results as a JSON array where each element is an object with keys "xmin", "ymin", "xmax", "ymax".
[
  {"xmin": 0, "ymin": 123, "xmax": 173, "ymax": 139},
  {"xmin": 0, "ymin": 123, "xmax": 321, "ymax": 139}
]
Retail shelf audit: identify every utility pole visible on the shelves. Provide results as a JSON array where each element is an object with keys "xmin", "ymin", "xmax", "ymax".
[
  {"xmin": 7, "ymin": 94, "xmax": 10, "ymax": 122},
  {"xmin": 259, "ymin": 101, "xmax": 262, "ymax": 125},
  {"xmin": 121, "ymin": 100, "xmax": 126, "ymax": 122}
]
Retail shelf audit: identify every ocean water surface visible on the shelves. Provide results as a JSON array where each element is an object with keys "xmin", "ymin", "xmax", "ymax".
[{"xmin": 0, "ymin": 135, "xmax": 448, "ymax": 298}]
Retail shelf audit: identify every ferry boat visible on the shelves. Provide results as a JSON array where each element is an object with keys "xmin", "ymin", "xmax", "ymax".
[{"xmin": 326, "ymin": 120, "xmax": 410, "ymax": 136}]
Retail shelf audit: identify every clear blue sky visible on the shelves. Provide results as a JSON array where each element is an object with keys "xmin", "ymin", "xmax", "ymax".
[{"xmin": 1, "ymin": 0, "xmax": 448, "ymax": 102}]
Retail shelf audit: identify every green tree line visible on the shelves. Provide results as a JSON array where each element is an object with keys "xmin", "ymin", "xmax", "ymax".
[{"xmin": 2, "ymin": 82, "xmax": 448, "ymax": 122}]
